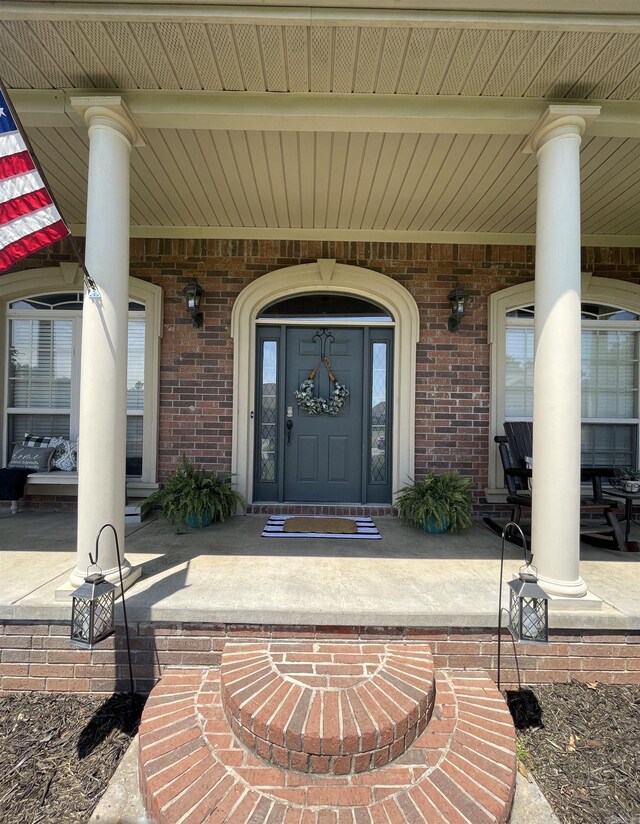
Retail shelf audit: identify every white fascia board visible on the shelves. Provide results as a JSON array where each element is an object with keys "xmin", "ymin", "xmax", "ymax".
[
  {"xmin": 67, "ymin": 223, "xmax": 640, "ymax": 248},
  {"xmin": 9, "ymin": 90, "xmax": 639, "ymax": 139},
  {"xmin": 1, "ymin": 2, "xmax": 640, "ymax": 32},
  {"xmin": 8, "ymin": 90, "xmax": 70, "ymax": 128}
]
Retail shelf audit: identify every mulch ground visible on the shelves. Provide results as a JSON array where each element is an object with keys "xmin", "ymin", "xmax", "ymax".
[
  {"xmin": 0, "ymin": 691, "xmax": 145, "ymax": 824},
  {"xmin": 0, "ymin": 683, "xmax": 639, "ymax": 823},
  {"xmin": 515, "ymin": 682, "xmax": 640, "ymax": 824}
]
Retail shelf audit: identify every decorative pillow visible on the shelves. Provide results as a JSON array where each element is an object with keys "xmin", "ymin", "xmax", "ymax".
[
  {"xmin": 23, "ymin": 433, "xmax": 54, "ymax": 448},
  {"xmin": 8, "ymin": 446, "xmax": 55, "ymax": 472},
  {"xmin": 49, "ymin": 437, "xmax": 78, "ymax": 472}
]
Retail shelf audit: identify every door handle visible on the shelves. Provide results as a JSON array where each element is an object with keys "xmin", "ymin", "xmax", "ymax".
[{"xmin": 286, "ymin": 418, "xmax": 293, "ymax": 445}]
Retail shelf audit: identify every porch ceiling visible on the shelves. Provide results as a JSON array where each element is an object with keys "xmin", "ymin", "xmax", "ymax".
[{"xmin": 2, "ymin": 4, "xmax": 640, "ymax": 244}]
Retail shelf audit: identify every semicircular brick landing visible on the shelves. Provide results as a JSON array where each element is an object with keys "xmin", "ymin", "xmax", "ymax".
[
  {"xmin": 139, "ymin": 647, "xmax": 517, "ymax": 824},
  {"xmin": 220, "ymin": 642, "xmax": 435, "ymax": 774}
]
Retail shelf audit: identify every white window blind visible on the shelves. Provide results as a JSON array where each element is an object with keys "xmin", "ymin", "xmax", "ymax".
[{"xmin": 505, "ymin": 314, "xmax": 639, "ymax": 468}]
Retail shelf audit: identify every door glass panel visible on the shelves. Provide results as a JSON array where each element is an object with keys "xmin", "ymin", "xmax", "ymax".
[
  {"xmin": 370, "ymin": 342, "xmax": 387, "ymax": 483},
  {"xmin": 260, "ymin": 340, "xmax": 278, "ymax": 482}
]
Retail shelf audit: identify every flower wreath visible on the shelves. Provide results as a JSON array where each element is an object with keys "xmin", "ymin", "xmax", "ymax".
[{"xmin": 294, "ymin": 357, "xmax": 349, "ymax": 416}]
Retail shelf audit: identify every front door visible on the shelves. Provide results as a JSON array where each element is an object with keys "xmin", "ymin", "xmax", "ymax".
[
  {"xmin": 254, "ymin": 325, "xmax": 393, "ymax": 504},
  {"xmin": 284, "ymin": 327, "xmax": 363, "ymax": 502}
]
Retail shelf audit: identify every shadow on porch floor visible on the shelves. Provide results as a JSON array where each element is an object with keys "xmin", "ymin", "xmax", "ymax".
[{"xmin": 1, "ymin": 510, "xmax": 638, "ymax": 630}]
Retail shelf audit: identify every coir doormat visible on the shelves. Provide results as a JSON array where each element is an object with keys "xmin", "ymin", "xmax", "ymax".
[{"xmin": 261, "ymin": 515, "xmax": 381, "ymax": 539}]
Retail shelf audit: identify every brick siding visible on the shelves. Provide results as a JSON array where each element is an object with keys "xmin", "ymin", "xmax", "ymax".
[
  {"xmin": 1, "ymin": 621, "xmax": 638, "ymax": 694},
  {"xmin": 18, "ymin": 239, "xmax": 640, "ymax": 513}
]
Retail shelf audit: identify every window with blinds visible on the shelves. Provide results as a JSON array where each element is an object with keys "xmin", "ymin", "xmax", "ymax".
[
  {"xmin": 505, "ymin": 305, "xmax": 640, "ymax": 468},
  {"xmin": 5, "ymin": 295, "xmax": 146, "ymax": 476}
]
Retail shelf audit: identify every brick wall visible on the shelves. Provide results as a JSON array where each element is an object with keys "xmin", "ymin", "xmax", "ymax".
[
  {"xmin": 17, "ymin": 239, "xmax": 640, "ymax": 513},
  {"xmin": 1, "ymin": 620, "xmax": 638, "ymax": 694}
]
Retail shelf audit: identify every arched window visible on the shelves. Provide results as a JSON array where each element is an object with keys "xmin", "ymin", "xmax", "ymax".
[
  {"xmin": 488, "ymin": 277, "xmax": 640, "ymax": 497},
  {"xmin": 6, "ymin": 293, "xmax": 146, "ymax": 476},
  {"xmin": 1, "ymin": 267, "xmax": 162, "ymax": 485}
]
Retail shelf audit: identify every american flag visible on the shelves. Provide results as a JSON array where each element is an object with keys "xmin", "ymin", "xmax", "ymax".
[{"xmin": 0, "ymin": 87, "xmax": 69, "ymax": 273}]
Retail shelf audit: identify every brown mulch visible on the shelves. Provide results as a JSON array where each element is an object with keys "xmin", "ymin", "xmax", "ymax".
[
  {"xmin": 515, "ymin": 682, "xmax": 640, "ymax": 824},
  {"xmin": 0, "ymin": 692, "xmax": 145, "ymax": 824}
]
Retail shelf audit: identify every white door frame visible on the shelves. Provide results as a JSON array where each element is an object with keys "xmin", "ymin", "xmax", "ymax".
[{"xmin": 231, "ymin": 259, "xmax": 420, "ymax": 504}]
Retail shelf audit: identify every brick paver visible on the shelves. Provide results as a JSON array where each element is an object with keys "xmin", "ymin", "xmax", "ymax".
[{"xmin": 139, "ymin": 643, "xmax": 517, "ymax": 824}]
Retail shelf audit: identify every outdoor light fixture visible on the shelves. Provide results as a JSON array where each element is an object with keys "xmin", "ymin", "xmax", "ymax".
[
  {"xmin": 70, "ymin": 566, "xmax": 116, "ymax": 648},
  {"xmin": 70, "ymin": 523, "xmax": 135, "ymax": 693},
  {"xmin": 447, "ymin": 285, "xmax": 470, "ymax": 332},
  {"xmin": 508, "ymin": 568, "xmax": 549, "ymax": 646},
  {"xmin": 182, "ymin": 279, "xmax": 204, "ymax": 328},
  {"xmin": 497, "ymin": 522, "xmax": 550, "ymax": 690}
]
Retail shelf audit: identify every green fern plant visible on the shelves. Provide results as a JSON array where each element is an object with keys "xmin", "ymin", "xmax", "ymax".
[
  {"xmin": 144, "ymin": 455, "xmax": 245, "ymax": 531},
  {"xmin": 395, "ymin": 471, "xmax": 473, "ymax": 533}
]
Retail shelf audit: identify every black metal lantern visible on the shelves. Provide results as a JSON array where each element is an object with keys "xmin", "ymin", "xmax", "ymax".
[
  {"xmin": 497, "ymin": 522, "xmax": 550, "ymax": 690},
  {"xmin": 508, "ymin": 570, "xmax": 549, "ymax": 645},
  {"xmin": 181, "ymin": 280, "xmax": 204, "ymax": 327},
  {"xmin": 447, "ymin": 285, "xmax": 469, "ymax": 332},
  {"xmin": 70, "ymin": 569, "xmax": 116, "ymax": 648}
]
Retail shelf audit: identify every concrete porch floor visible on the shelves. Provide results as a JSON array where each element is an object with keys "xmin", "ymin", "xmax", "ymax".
[{"xmin": 1, "ymin": 510, "xmax": 639, "ymax": 630}]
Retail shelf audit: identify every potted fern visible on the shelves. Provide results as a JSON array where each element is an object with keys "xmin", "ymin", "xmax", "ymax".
[
  {"xmin": 144, "ymin": 456, "xmax": 245, "ymax": 531},
  {"xmin": 395, "ymin": 471, "xmax": 473, "ymax": 534},
  {"xmin": 615, "ymin": 466, "xmax": 640, "ymax": 494}
]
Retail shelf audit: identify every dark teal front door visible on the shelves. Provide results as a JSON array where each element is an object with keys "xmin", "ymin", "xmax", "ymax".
[
  {"xmin": 253, "ymin": 324, "xmax": 393, "ymax": 505},
  {"xmin": 284, "ymin": 328, "xmax": 363, "ymax": 502}
]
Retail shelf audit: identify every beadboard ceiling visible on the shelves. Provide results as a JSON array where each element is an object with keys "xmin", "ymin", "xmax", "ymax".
[{"xmin": 2, "ymin": 6, "xmax": 639, "ymax": 243}]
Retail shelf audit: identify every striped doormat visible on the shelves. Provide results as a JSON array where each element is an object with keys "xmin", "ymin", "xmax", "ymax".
[{"xmin": 261, "ymin": 514, "xmax": 381, "ymax": 539}]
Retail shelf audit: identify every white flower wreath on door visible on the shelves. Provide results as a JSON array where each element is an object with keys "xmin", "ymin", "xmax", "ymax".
[{"xmin": 293, "ymin": 329, "xmax": 349, "ymax": 416}]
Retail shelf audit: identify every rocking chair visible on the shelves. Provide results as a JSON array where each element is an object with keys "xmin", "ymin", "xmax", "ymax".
[{"xmin": 485, "ymin": 421, "xmax": 627, "ymax": 552}]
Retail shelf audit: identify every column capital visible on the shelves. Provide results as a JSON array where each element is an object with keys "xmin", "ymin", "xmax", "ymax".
[
  {"xmin": 69, "ymin": 95, "xmax": 145, "ymax": 147},
  {"xmin": 522, "ymin": 104, "xmax": 600, "ymax": 155}
]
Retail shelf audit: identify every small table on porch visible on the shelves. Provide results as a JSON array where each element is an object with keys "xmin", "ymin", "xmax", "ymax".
[{"xmin": 603, "ymin": 488, "xmax": 640, "ymax": 544}]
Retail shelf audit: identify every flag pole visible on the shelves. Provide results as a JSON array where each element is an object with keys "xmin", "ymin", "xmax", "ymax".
[{"xmin": 0, "ymin": 77, "xmax": 99, "ymax": 297}]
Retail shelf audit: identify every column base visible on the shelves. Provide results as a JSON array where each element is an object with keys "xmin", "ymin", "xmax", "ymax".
[
  {"xmin": 55, "ymin": 564, "xmax": 142, "ymax": 601},
  {"xmin": 548, "ymin": 589, "xmax": 603, "ymax": 611},
  {"xmin": 537, "ymin": 572, "xmax": 588, "ymax": 599}
]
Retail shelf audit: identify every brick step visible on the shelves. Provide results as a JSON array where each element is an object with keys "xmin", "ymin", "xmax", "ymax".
[
  {"xmin": 220, "ymin": 642, "xmax": 435, "ymax": 774},
  {"xmin": 246, "ymin": 504, "xmax": 395, "ymax": 517},
  {"xmin": 139, "ymin": 659, "xmax": 517, "ymax": 824}
]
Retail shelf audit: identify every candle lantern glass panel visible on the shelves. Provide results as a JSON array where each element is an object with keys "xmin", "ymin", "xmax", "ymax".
[{"xmin": 508, "ymin": 574, "xmax": 549, "ymax": 645}]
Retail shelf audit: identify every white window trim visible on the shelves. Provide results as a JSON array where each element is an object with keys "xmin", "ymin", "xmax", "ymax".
[
  {"xmin": 487, "ymin": 274, "xmax": 640, "ymax": 501},
  {"xmin": 0, "ymin": 265, "xmax": 163, "ymax": 485}
]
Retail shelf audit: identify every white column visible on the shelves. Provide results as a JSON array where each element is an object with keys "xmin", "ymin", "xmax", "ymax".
[
  {"xmin": 69, "ymin": 98, "xmax": 144, "ymax": 587},
  {"xmin": 523, "ymin": 106, "xmax": 600, "ymax": 598}
]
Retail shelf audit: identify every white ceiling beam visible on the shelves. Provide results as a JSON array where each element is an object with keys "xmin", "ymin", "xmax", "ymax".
[
  {"xmin": 1, "ymin": 2, "xmax": 640, "ymax": 32},
  {"xmin": 65, "ymin": 222, "xmax": 640, "ymax": 248},
  {"xmin": 10, "ymin": 90, "xmax": 640, "ymax": 139}
]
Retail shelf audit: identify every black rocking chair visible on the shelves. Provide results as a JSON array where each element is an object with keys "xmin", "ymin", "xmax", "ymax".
[{"xmin": 485, "ymin": 421, "xmax": 627, "ymax": 552}]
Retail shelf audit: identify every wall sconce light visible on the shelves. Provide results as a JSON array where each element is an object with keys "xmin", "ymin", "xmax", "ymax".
[
  {"xmin": 182, "ymin": 280, "xmax": 204, "ymax": 328},
  {"xmin": 497, "ymin": 522, "xmax": 549, "ymax": 691},
  {"xmin": 447, "ymin": 285, "xmax": 469, "ymax": 332}
]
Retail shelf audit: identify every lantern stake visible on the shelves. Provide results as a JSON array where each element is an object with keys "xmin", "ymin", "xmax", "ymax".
[
  {"xmin": 497, "ymin": 522, "xmax": 549, "ymax": 691},
  {"xmin": 95, "ymin": 524, "xmax": 135, "ymax": 695},
  {"xmin": 70, "ymin": 524, "xmax": 135, "ymax": 693}
]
